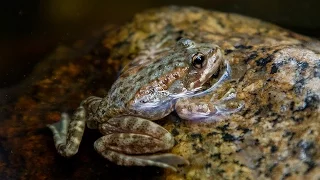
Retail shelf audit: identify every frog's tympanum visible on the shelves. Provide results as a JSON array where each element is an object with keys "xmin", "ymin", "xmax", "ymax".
[{"xmin": 47, "ymin": 38, "xmax": 241, "ymax": 171}]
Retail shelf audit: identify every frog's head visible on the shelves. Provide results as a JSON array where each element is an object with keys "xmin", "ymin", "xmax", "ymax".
[{"xmin": 176, "ymin": 38, "xmax": 225, "ymax": 92}]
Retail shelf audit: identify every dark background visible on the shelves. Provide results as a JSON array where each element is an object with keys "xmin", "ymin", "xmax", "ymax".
[{"xmin": 1, "ymin": 0, "xmax": 320, "ymax": 88}]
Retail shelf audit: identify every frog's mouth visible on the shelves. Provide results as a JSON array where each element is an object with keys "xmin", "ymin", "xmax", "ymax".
[
  {"xmin": 205, "ymin": 61, "xmax": 229, "ymax": 86},
  {"xmin": 170, "ymin": 61, "xmax": 230, "ymax": 99},
  {"xmin": 194, "ymin": 61, "xmax": 231, "ymax": 97},
  {"xmin": 203, "ymin": 67, "xmax": 222, "ymax": 88}
]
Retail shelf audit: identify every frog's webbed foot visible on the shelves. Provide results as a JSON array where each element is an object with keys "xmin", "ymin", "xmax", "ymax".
[
  {"xmin": 47, "ymin": 106, "xmax": 86, "ymax": 157},
  {"xmin": 176, "ymin": 88, "xmax": 244, "ymax": 121},
  {"xmin": 94, "ymin": 116, "xmax": 188, "ymax": 171},
  {"xmin": 213, "ymin": 88, "xmax": 244, "ymax": 114},
  {"xmin": 47, "ymin": 96, "xmax": 102, "ymax": 157}
]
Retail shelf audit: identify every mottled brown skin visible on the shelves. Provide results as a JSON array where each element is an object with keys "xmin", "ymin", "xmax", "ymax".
[
  {"xmin": 1, "ymin": 6, "xmax": 320, "ymax": 180},
  {"xmin": 47, "ymin": 38, "xmax": 234, "ymax": 171}
]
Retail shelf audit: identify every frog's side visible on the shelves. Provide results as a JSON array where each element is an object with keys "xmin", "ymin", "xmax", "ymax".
[{"xmin": 47, "ymin": 38, "xmax": 238, "ymax": 171}]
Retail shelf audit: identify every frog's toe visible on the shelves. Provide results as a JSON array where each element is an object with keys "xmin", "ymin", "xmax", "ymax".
[
  {"xmin": 47, "ymin": 106, "xmax": 86, "ymax": 157},
  {"xmin": 98, "ymin": 150, "xmax": 188, "ymax": 171},
  {"xmin": 47, "ymin": 113, "xmax": 70, "ymax": 140},
  {"xmin": 211, "ymin": 88, "xmax": 244, "ymax": 116},
  {"xmin": 215, "ymin": 99, "xmax": 244, "ymax": 114},
  {"xmin": 139, "ymin": 153, "xmax": 189, "ymax": 169}
]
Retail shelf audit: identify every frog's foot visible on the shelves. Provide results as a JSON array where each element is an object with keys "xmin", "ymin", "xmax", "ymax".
[
  {"xmin": 176, "ymin": 88, "xmax": 244, "ymax": 121},
  {"xmin": 213, "ymin": 88, "xmax": 244, "ymax": 114},
  {"xmin": 47, "ymin": 105, "xmax": 86, "ymax": 157},
  {"xmin": 94, "ymin": 116, "xmax": 188, "ymax": 171}
]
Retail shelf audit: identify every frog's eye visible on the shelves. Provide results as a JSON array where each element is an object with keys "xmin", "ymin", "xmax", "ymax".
[{"xmin": 192, "ymin": 53, "xmax": 206, "ymax": 69}]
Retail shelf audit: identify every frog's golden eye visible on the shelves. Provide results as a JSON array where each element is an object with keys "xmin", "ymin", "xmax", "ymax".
[{"xmin": 192, "ymin": 53, "xmax": 206, "ymax": 69}]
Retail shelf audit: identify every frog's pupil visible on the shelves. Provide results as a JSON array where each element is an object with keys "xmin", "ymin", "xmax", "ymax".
[{"xmin": 193, "ymin": 53, "xmax": 205, "ymax": 68}]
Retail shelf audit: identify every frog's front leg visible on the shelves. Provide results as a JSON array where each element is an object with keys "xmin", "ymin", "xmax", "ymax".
[
  {"xmin": 47, "ymin": 96, "xmax": 102, "ymax": 157},
  {"xmin": 94, "ymin": 116, "xmax": 188, "ymax": 171},
  {"xmin": 175, "ymin": 88, "xmax": 244, "ymax": 121}
]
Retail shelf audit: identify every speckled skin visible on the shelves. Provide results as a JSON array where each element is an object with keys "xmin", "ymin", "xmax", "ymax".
[{"xmin": 47, "ymin": 38, "xmax": 233, "ymax": 171}]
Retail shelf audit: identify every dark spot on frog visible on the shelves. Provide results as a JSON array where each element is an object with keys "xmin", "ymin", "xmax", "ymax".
[
  {"xmin": 171, "ymin": 128, "xmax": 179, "ymax": 136},
  {"xmin": 190, "ymin": 133, "xmax": 203, "ymax": 142},
  {"xmin": 119, "ymin": 88, "xmax": 124, "ymax": 94},
  {"xmin": 135, "ymin": 75, "xmax": 143, "ymax": 82},
  {"xmin": 270, "ymin": 145, "xmax": 278, "ymax": 153},
  {"xmin": 234, "ymin": 44, "xmax": 253, "ymax": 49},
  {"xmin": 222, "ymin": 133, "xmax": 237, "ymax": 142},
  {"xmin": 256, "ymin": 55, "xmax": 273, "ymax": 66},
  {"xmin": 205, "ymin": 163, "xmax": 212, "ymax": 169},
  {"xmin": 157, "ymin": 64, "xmax": 164, "ymax": 69},
  {"xmin": 224, "ymin": 49, "xmax": 233, "ymax": 55},
  {"xmin": 117, "ymin": 81, "xmax": 123, "ymax": 87}
]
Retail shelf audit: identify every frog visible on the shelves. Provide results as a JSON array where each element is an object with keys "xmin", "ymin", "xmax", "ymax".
[{"xmin": 47, "ymin": 38, "xmax": 241, "ymax": 171}]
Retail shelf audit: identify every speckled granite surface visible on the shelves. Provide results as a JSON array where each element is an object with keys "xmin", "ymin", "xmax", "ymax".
[{"xmin": 0, "ymin": 6, "xmax": 319, "ymax": 180}]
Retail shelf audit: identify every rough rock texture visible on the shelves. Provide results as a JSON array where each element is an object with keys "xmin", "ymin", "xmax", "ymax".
[{"xmin": 0, "ymin": 6, "xmax": 319, "ymax": 180}]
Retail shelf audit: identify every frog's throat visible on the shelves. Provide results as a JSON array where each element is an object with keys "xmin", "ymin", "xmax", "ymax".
[{"xmin": 170, "ymin": 60, "xmax": 231, "ymax": 99}]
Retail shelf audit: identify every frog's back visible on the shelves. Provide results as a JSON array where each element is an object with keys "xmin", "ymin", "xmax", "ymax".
[{"xmin": 106, "ymin": 48, "xmax": 189, "ymax": 111}]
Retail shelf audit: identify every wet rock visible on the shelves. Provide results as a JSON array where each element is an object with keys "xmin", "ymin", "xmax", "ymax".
[{"xmin": 0, "ymin": 6, "xmax": 319, "ymax": 180}]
